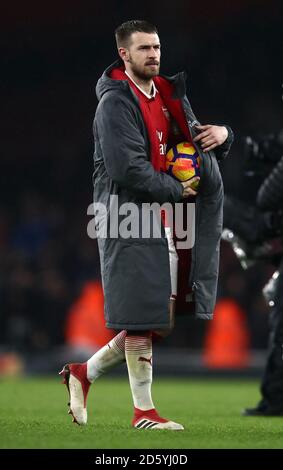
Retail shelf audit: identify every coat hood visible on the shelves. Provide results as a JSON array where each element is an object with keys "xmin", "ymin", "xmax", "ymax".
[{"xmin": 95, "ymin": 59, "xmax": 188, "ymax": 102}]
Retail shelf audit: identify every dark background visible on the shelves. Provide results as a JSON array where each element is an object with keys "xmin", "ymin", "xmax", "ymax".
[{"xmin": 0, "ymin": 0, "xmax": 282, "ymax": 363}]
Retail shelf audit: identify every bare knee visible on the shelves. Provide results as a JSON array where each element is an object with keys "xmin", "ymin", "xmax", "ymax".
[{"xmin": 153, "ymin": 326, "xmax": 173, "ymax": 339}]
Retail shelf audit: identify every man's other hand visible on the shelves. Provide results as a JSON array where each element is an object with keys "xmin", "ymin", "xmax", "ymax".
[
  {"xmin": 181, "ymin": 177, "xmax": 200, "ymax": 198},
  {"xmin": 193, "ymin": 125, "xmax": 228, "ymax": 152}
]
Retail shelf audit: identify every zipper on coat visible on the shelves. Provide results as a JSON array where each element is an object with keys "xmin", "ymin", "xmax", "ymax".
[
  {"xmin": 182, "ymin": 100, "xmax": 203, "ymax": 294},
  {"xmin": 188, "ymin": 194, "xmax": 201, "ymax": 293},
  {"xmin": 187, "ymin": 123, "xmax": 202, "ymax": 293},
  {"xmin": 192, "ymin": 281, "xmax": 197, "ymax": 291}
]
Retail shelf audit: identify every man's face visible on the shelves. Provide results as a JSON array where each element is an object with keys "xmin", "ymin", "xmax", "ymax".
[{"xmin": 120, "ymin": 32, "xmax": 161, "ymax": 80}]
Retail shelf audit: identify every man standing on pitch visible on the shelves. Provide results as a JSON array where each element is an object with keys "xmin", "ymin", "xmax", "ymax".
[{"xmin": 60, "ymin": 20, "xmax": 233, "ymax": 430}]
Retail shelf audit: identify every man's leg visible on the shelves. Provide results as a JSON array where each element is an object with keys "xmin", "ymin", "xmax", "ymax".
[
  {"xmin": 153, "ymin": 227, "xmax": 177, "ymax": 339},
  {"xmin": 243, "ymin": 305, "xmax": 283, "ymax": 416},
  {"xmin": 243, "ymin": 264, "xmax": 283, "ymax": 416},
  {"xmin": 122, "ymin": 226, "xmax": 183, "ymax": 430},
  {"xmin": 59, "ymin": 324, "xmax": 175, "ymax": 426},
  {"xmin": 60, "ymin": 330, "xmax": 126, "ymax": 425},
  {"xmin": 87, "ymin": 330, "xmax": 126, "ymax": 381},
  {"xmin": 153, "ymin": 296, "xmax": 176, "ymax": 339},
  {"xmin": 125, "ymin": 329, "xmax": 184, "ymax": 430}
]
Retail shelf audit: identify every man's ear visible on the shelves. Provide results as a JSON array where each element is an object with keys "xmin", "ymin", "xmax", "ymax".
[{"xmin": 118, "ymin": 47, "xmax": 130, "ymax": 62}]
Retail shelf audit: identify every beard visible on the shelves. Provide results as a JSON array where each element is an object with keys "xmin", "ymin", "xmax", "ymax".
[{"xmin": 128, "ymin": 54, "xmax": 160, "ymax": 80}]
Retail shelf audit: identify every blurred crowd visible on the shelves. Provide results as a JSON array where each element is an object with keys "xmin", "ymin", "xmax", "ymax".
[{"xmin": 0, "ymin": 192, "xmax": 101, "ymax": 355}]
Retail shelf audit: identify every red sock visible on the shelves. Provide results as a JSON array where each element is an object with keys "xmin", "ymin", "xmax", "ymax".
[{"xmin": 133, "ymin": 406, "xmax": 168, "ymax": 424}]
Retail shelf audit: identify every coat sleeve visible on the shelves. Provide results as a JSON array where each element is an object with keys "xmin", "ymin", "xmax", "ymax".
[
  {"xmin": 183, "ymin": 95, "xmax": 234, "ymax": 161},
  {"xmin": 95, "ymin": 93, "xmax": 184, "ymax": 204},
  {"xmin": 213, "ymin": 125, "xmax": 234, "ymax": 161}
]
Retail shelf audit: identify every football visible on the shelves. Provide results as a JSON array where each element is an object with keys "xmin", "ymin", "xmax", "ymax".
[{"xmin": 165, "ymin": 141, "xmax": 201, "ymax": 190}]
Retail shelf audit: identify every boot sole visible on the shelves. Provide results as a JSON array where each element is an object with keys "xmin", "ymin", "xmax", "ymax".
[{"xmin": 59, "ymin": 364, "xmax": 80, "ymax": 425}]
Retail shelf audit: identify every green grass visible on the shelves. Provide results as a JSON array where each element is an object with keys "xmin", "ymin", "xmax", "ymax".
[{"xmin": 1, "ymin": 376, "xmax": 283, "ymax": 449}]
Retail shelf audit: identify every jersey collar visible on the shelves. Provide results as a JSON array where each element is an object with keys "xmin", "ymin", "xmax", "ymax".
[{"xmin": 125, "ymin": 70, "xmax": 158, "ymax": 99}]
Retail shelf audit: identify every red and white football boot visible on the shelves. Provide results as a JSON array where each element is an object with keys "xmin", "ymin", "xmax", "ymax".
[
  {"xmin": 59, "ymin": 363, "xmax": 91, "ymax": 425},
  {"xmin": 132, "ymin": 407, "xmax": 184, "ymax": 430}
]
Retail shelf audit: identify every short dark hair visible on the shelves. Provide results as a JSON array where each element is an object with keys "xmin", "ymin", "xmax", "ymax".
[{"xmin": 115, "ymin": 20, "xmax": 158, "ymax": 48}]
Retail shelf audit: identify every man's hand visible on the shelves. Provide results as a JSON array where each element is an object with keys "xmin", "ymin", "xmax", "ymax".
[
  {"xmin": 181, "ymin": 176, "xmax": 200, "ymax": 198},
  {"xmin": 193, "ymin": 125, "xmax": 228, "ymax": 152}
]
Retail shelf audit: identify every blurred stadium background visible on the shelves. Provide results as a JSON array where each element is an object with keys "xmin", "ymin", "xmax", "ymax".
[{"xmin": 1, "ymin": 0, "xmax": 282, "ymax": 379}]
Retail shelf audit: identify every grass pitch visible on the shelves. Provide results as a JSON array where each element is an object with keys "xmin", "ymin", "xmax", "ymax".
[{"xmin": 1, "ymin": 376, "xmax": 283, "ymax": 449}]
